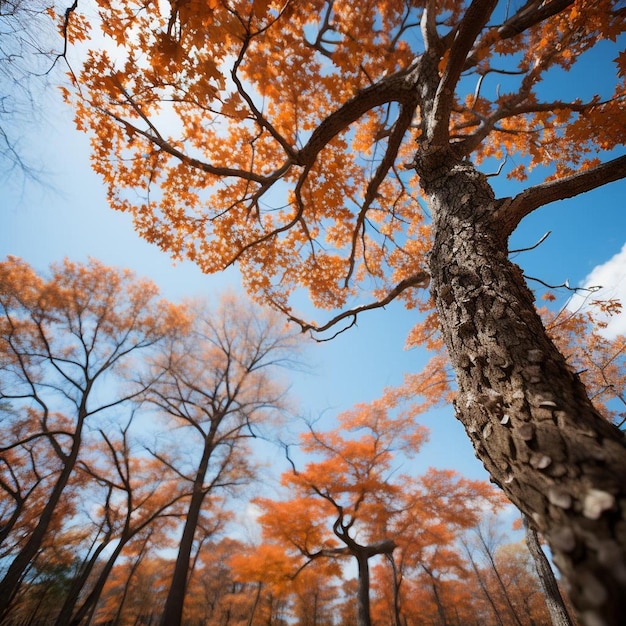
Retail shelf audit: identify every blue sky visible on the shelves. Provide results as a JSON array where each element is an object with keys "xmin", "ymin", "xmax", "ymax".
[{"xmin": 2, "ymin": 34, "xmax": 625, "ymax": 491}]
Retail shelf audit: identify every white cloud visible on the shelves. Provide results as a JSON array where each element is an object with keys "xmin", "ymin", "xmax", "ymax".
[{"xmin": 567, "ymin": 242, "xmax": 626, "ymax": 339}]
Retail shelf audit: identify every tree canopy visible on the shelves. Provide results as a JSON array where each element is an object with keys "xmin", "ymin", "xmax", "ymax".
[{"xmin": 66, "ymin": 0, "xmax": 624, "ymax": 322}]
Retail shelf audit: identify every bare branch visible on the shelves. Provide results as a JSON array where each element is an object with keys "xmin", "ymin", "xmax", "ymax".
[
  {"xmin": 99, "ymin": 100, "xmax": 268, "ymax": 184},
  {"xmin": 509, "ymin": 230, "xmax": 551, "ymax": 254},
  {"xmin": 282, "ymin": 271, "xmax": 430, "ymax": 338},
  {"xmin": 524, "ymin": 275, "xmax": 602, "ymax": 294},
  {"xmin": 344, "ymin": 103, "xmax": 415, "ymax": 286}
]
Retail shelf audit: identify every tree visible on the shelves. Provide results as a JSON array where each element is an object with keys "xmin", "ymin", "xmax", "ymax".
[
  {"xmin": 53, "ymin": 421, "xmax": 189, "ymax": 626},
  {"xmin": 229, "ymin": 542, "xmax": 308, "ymax": 625},
  {"xmin": 95, "ymin": 553, "xmax": 174, "ymax": 626},
  {"xmin": 0, "ymin": 0, "xmax": 71, "ymax": 182},
  {"xmin": 460, "ymin": 520, "xmax": 556, "ymax": 626},
  {"xmin": 181, "ymin": 537, "xmax": 251, "ymax": 626},
  {"xmin": 255, "ymin": 400, "xmax": 502, "ymax": 626},
  {"xmin": 142, "ymin": 294, "xmax": 300, "ymax": 626},
  {"xmin": 91, "ymin": 528, "xmax": 160, "ymax": 625},
  {"xmin": 66, "ymin": 2, "xmax": 626, "ymax": 622},
  {"xmin": 469, "ymin": 518, "xmax": 529, "ymax": 626},
  {"xmin": 0, "ymin": 406, "xmax": 74, "ymax": 554},
  {"xmin": 0, "ymin": 256, "xmax": 185, "ymax": 616},
  {"xmin": 385, "ymin": 471, "xmax": 507, "ymax": 626}
]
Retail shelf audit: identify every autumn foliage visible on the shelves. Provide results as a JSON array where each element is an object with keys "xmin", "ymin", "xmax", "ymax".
[
  {"xmin": 0, "ymin": 258, "xmax": 298, "ymax": 624},
  {"xmin": 252, "ymin": 401, "xmax": 506, "ymax": 625},
  {"xmin": 542, "ymin": 297, "xmax": 626, "ymax": 427},
  {"xmin": 63, "ymin": 1, "xmax": 624, "ymax": 324}
]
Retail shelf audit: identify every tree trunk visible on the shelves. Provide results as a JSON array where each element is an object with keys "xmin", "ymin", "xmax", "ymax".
[
  {"xmin": 67, "ymin": 536, "xmax": 129, "ymax": 626},
  {"xmin": 159, "ymin": 439, "xmax": 213, "ymax": 626},
  {"xmin": 419, "ymin": 153, "xmax": 626, "ymax": 624},
  {"xmin": 0, "ymin": 415, "xmax": 86, "ymax": 619},
  {"xmin": 524, "ymin": 515, "xmax": 574, "ymax": 626},
  {"xmin": 54, "ymin": 528, "xmax": 113, "ymax": 626},
  {"xmin": 355, "ymin": 553, "xmax": 372, "ymax": 626}
]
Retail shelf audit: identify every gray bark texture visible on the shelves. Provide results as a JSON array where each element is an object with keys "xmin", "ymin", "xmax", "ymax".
[{"xmin": 416, "ymin": 151, "xmax": 626, "ymax": 626}]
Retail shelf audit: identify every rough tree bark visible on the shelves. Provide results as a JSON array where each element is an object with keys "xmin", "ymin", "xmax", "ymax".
[{"xmin": 416, "ymin": 150, "xmax": 626, "ymax": 626}]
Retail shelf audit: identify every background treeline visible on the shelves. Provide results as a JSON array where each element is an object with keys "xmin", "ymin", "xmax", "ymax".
[{"xmin": 3, "ymin": 257, "xmax": 622, "ymax": 625}]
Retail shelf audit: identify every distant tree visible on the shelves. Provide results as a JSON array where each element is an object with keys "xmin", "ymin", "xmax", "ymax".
[
  {"xmin": 0, "ymin": 0, "xmax": 63, "ymax": 181},
  {"xmin": 460, "ymin": 517, "xmax": 554, "ymax": 626},
  {"xmin": 383, "ymin": 471, "xmax": 506, "ymax": 626},
  {"xmin": 471, "ymin": 519, "xmax": 527, "ymax": 626},
  {"xmin": 524, "ymin": 515, "xmax": 574, "ymax": 626},
  {"xmin": 90, "ymin": 528, "xmax": 157, "ymax": 625},
  {"xmin": 96, "ymin": 554, "xmax": 174, "ymax": 626},
  {"xmin": 255, "ymin": 399, "xmax": 502, "ymax": 626},
  {"xmin": 54, "ymin": 420, "xmax": 189, "ymax": 626},
  {"xmin": 3, "ymin": 561, "xmax": 74, "ymax": 625},
  {"xmin": 140, "ymin": 294, "xmax": 301, "ymax": 626},
  {"xmin": 289, "ymin": 565, "xmax": 340, "ymax": 626},
  {"xmin": 0, "ymin": 256, "xmax": 186, "ymax": 617},
  {"xmin": 181, "ymin": 537, "xmax": 248, "ymax": 626}
]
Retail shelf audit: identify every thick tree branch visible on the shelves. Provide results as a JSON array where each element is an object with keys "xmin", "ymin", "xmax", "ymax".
[
  {"xmin": 496, "ymin": 155, "xmax": 626, "ymax": 237},
  {"xmin": 296, "ymin": 62, "xmax": 423, "ymax": 166},
  {"xmin": 431, "ymin": 0, "xmax": 498, "ymax": 145},
  {"xmin": 498, "ymin": 0, "xmax": 575, "ymax": 39},
  {"xmin": 464, "ymin": 0, "xmax": 574, "ymax": 70}
]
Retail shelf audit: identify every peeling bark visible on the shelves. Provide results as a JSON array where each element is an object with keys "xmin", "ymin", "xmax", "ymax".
[{"xmin": 417, "ymin": 153, "xmax": 626, "ymax": 626}]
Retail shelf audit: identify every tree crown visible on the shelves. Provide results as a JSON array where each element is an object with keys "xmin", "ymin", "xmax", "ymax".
[{"xmin": 65, "ymin": 0, "xmax": 626, "ymax": 329}]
